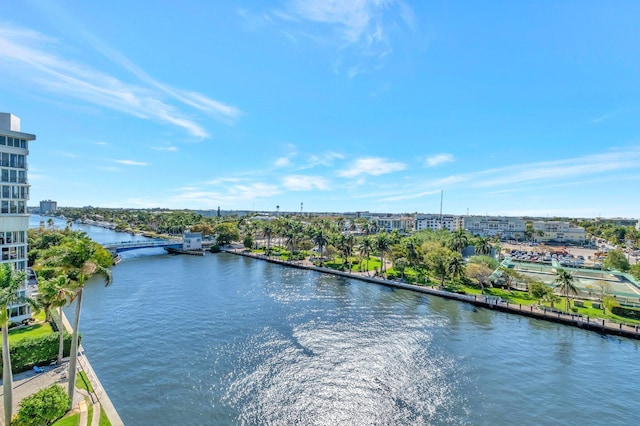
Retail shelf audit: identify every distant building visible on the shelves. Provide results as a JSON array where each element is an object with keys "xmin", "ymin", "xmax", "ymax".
[
  {"xmin": 462, "ymin": 216, "xmax": 526, "ymax": 240},
  {"xmin": 374, "ymin": 215, "xmax": 414, "ymax": 233},
  {"xmin": 414, "ymin": 214, "xmax": 463, "ymax": 232},
  {"xmin": 183, "ymin": 231, "xmax": 202, "ymax": 250},
  {"xmin": 0, "ymin": 112, "xmax": 35, "ymax": 323},
  {"xmin": 532, "ymin": 221, "xmax": 586, "ymax": 243},
  {"xmin": 39, "ymin": 199, "xmax": 57, "ymax": 214}
]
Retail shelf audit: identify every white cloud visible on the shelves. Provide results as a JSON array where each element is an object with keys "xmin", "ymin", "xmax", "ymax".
[
  {"xmin": 338, "ymin": 157, "xmax": 406, "ymax": 178},
  {"xmin": 151, "ymin": 146, "xmax": 178, "ymax": 152},
  {"xmin": 282, "ymin": 175, "xmax": 330, "ymax": 191},
  {"xmin": 275, "ymin": 157, "xmax": 291, "ymax": 167},
  {"xmin": 425, "ymin": 153, "xmax": 454, "ymax": 167},
  {"xmin": 379, "ymin": 189, "xmax": 441, "ymax": 202},
  {"xmin": 271, "ymin": 1, "xmax": 414, "ymax": 76},
  {"xmin": 170, "ymin": 182, "xmax": 281, "ymax": 206},
  {"xmin": 113, "ymin": 159, "xmax": 149, "ymax": 166},
  {"xmin": 0, "ymin": 24, "xmax": 241, "ymax": 138}
]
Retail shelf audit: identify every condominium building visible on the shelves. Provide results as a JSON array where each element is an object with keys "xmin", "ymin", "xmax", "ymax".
[
  {"xmin": 374, "ymin": 215, "xmax": 414, "ymax": 233},
  {"xmin": 0, "ymin": 113, "xmax": 35, "ymax": 323},
  {"xmin": 531, "ymin": 220, "xmax": 586, "ymax": 243},
  {"xmin": 40, "ymin": 199, "xmax": 57, "ymax": 214},
  {"xmin": 414, "ymin": 214, "xmax": 463, "ymax": 232},
  {"xmin": 462, "ymin": 215, "xmax": 526, "ymax": 240}
]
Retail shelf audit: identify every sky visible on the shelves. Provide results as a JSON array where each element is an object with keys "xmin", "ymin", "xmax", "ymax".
[{"xmin": 1, "ymin": 1, "xmax": 639, "ymax": 218}]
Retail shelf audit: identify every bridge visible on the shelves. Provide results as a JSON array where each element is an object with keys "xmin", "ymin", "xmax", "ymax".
[{"xmin": 102, "ymin": 239, "xmax": 183, "ymax": 253}]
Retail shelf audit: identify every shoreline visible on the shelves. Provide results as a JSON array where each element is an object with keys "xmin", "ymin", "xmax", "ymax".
[
  {"xmin": 224, "ymin": 248, "xmax": 640, "ymax": 341},
  {"xmin": 60, "ymin": 312, "xmax": 124, "ymax": 426}
]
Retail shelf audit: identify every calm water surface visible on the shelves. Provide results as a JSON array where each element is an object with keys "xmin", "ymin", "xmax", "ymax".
[{"xmin": 36, "ymin": 217, "xmax": 640, "ymax": 425}]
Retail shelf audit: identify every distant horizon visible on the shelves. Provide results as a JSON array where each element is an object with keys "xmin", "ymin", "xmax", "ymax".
[
  {"xmin": 3, "ymin": 1, "xmax": 640, "ymax": 217},
  {"xmin": 32, "ymin": 206, "xmax": 639, "ymax": 221}
]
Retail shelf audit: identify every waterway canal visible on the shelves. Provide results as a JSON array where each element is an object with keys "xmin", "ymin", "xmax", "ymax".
[{"xmin": 34, "ymin": 216, "xmax": 640, "ymax": 425}]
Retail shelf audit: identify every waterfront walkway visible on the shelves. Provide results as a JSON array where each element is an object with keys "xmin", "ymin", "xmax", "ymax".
[
  {"xmin": 224, "ymin": 248, "xmax": 640, "ymax": 341},
  {"xmin": 0, "ymin": 315, "xmax": 123, "ymax": 426}
]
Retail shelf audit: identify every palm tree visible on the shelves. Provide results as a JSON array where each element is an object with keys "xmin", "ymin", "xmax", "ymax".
[
  {"xmin": 311, "ymin": 227, "xmax": 329, "ymax": 265},
  {"xmin": 375, "ymin": 233, "xmax": 391, "ymax": 276},
  {"xmin": 67, "ymin": 264, "xmax": 112, "ymax": 406},
  {"xmin": 262, "ymin": 222, "xmax": 274, "ymax": 256},
  {"xmin": 450, "ymin": 229, "xmax": 469, "ymax": 253},
  {"xmin": 38, "ymin": 275, "xmax": 73, "ymax": 364},
  {"xmin": 474, "ymin": 236, "xmax": 492, "ymax": 256},
  {"xmin": 447, "ymin": 254, "xmax": 465, "ymax": 280},
  {"xmin": 0, "ymin": 264, "xmax": 39, "ymax": 425},
  {"xmin": 358, "ymin": 236, "xmax": 373, "ymax": 274},
  {"xmin": 554, "ymin": 268, "xmax": 579, "ymax": 311}
]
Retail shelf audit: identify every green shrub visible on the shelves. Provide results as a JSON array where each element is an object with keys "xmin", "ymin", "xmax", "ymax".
[
  {"xmin": 13, "ymin": 384, "xmax": 70, "ymax": 426},
  {"xmin": 611, "ymin": 306, "xmax": 640, "ymax": 320},
  {"xmin": 0, "ymin": 332, "xmax": 73, "ymax": 375}
]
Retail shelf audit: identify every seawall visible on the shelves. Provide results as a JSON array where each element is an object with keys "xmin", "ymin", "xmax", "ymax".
[{"xmin": 224, "ymin": 249, "xmax": 640, "ymax": 341}]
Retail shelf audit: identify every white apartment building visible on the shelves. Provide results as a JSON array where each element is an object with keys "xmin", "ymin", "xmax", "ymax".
[
  {"xmin": 532, "ymin": 221, "xmax": 586, "ymax": 243},
  {"xmin": 414, "ymin": 214, "xmax": 463, "ymax": 232},
  {"xmin": 39, "ymin": 199, "xmax": 57, "ymax": 214},
  {"xmin": 374, "ymin": 215, "xmax": 414, "ymax": 233},
  {"xmin": 183, "ymin": 231, "xmax": 202, "ymax": 250},
  {"xmin": 0, "ymin": 113, "xmax": 35, "ymax": 323},
  {"xmin": 462, "ymin": 215, "xmax": 526, "ymax": 240}
]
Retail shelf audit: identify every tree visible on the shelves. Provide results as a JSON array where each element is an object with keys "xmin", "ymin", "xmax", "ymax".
[
  {"xmin": 0, "ymin": 264, "xmax": 39, "ymax": 426},
  {"xmin": 214, "ymin": 222, "xmax": 241, "ymax": 246},
  {"xmin": 630, "ymin": 263, "xmax": 640, "ymax": 281},
  {"xmin": 68, "ymin": 265, "xmax": 112, "ymax": 406},
  {"xmin": 449, "ymin": 229, "xmax": 469, "ymax": 253},
  {"xmin": 425, "ymin": 246, "xmax": 454, "ymax": 287},
  {"xmin": 447, "ymin": 254, "xmax": 465, "ymax": 281},
  {"xmin": 13, "ymin": 384, "xmax": 70, "ymax": 426},
  {"xmin": 393, "ymin": 257, "xmax": 408, "ymax": 279},
  {"xmin": 375, "ymin": 233, "xmax": 391, "ymax": 276},
  {"xmin": 465, "ymin": 263, "xmax": 494, "ymax": 293},
  {"xmin": 37, "ymin": 275, "xmax": 73, "ymax": 364},
  {"xmin": 358, "ymin": 236, "xmax": 373, "ymax": 274},
  {"xmin": 554, "ymin": 268, "xmax": 579, "ymax": 311},
  {"xmin": 603, "ymin": 249, "xmax": 630, "ymax": 272},
  {"xmin": 474, "ymin": 236, "xmax": 492, "ymax": 256},
  {"xmin": 529, "ymin": 281, "xmax": 552, "ymax": 304},
  {"xmin": 311, "ymin": 227, "xmax": 329, "ymax": 265}
]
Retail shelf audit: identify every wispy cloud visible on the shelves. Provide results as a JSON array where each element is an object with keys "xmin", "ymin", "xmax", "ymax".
[
  {"xmin": 113, "ymin": 159, "xmax": 149, "ymax": 166},
  {"xmin": 151, "ymin": 146, "xmax": 178, "ymax": 152},
  {"xmin": 92, "ymin": 141, "xmax": 108, "ymax": 146},
  {"xmin": 425, "ymin": 153, "xmax": 454, "ymax": 167},
  {"xmin": 268, "ymin": 1, "xmax": 414, "ymax": 76},
  {"xmin": 338, "ymin": 157, "xmax": 406, "ymax": 178},
  {"xmin": 379, "ymin": 189, "xmax": 441, "ymax": 202},
  {"xmin": 0, "ymin": 24, "xmax": 241, "ymax": 137},
  {"xmin": 170, "ymin": 182, "xmax": 281, "ymax": 206},
  {"xmin": 593, "ymin": 111, "xmax": 618, "ymax": 124},
  {"xmin": 275, "ymin": 157, "xmax": 292, "ymax": 167},
  {"xmin": 282, "ymin": 175, "xmax": 330, "ymax": 191},
  {"xmin": 469, "ymin": 149, "xmax": 640, "ymax": 188}
]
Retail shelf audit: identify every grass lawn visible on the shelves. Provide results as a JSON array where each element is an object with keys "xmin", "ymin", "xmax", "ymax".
[
  {"xmin": 76, "ymin": 371, "xmax": 94, "ymax": 393},
  {"xmin": 52, "ymin": 413, "xmax": 79, "ymax": 426},
  {"xmin": 8, "ymin": 321, "xmax": 54, "ymax": 344},
  {"xmin": 100, "ymin": 407, "xmax": 111, "ymax": 426}
]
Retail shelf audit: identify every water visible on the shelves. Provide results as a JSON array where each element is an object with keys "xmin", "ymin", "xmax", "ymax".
[{"xmin": 33, "ymin": 216, "xmax": 640, "ymax": 425}]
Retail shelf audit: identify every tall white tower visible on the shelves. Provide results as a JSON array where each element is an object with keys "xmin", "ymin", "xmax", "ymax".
[{"xmin": 0, "ymin": 113, "xmax": 36, "ymax": 322}]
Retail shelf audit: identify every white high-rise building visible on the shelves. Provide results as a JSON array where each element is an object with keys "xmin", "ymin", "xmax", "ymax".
[{"xmin": 0, "ymin": 113, "xmax": 35, "ymax": 323}]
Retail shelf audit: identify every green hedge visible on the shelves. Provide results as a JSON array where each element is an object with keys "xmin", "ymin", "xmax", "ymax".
[
  {"xmin": 0, "ymin": 332, "xmax": 74, "ymax": 374},
  {"xmin": 611, "ymin": 306, "xmax": 640, "ymax": 320}
]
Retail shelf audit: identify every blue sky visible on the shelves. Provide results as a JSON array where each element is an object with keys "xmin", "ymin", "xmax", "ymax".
[{"xmin": 1, "ymin": 1, "xmax": 639, "ymax": 218}]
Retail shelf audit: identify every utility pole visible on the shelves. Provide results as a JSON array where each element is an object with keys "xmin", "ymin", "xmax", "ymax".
[{"xmin": 439, "ymin": 189, "xmax": 443, "ymax": 230}]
